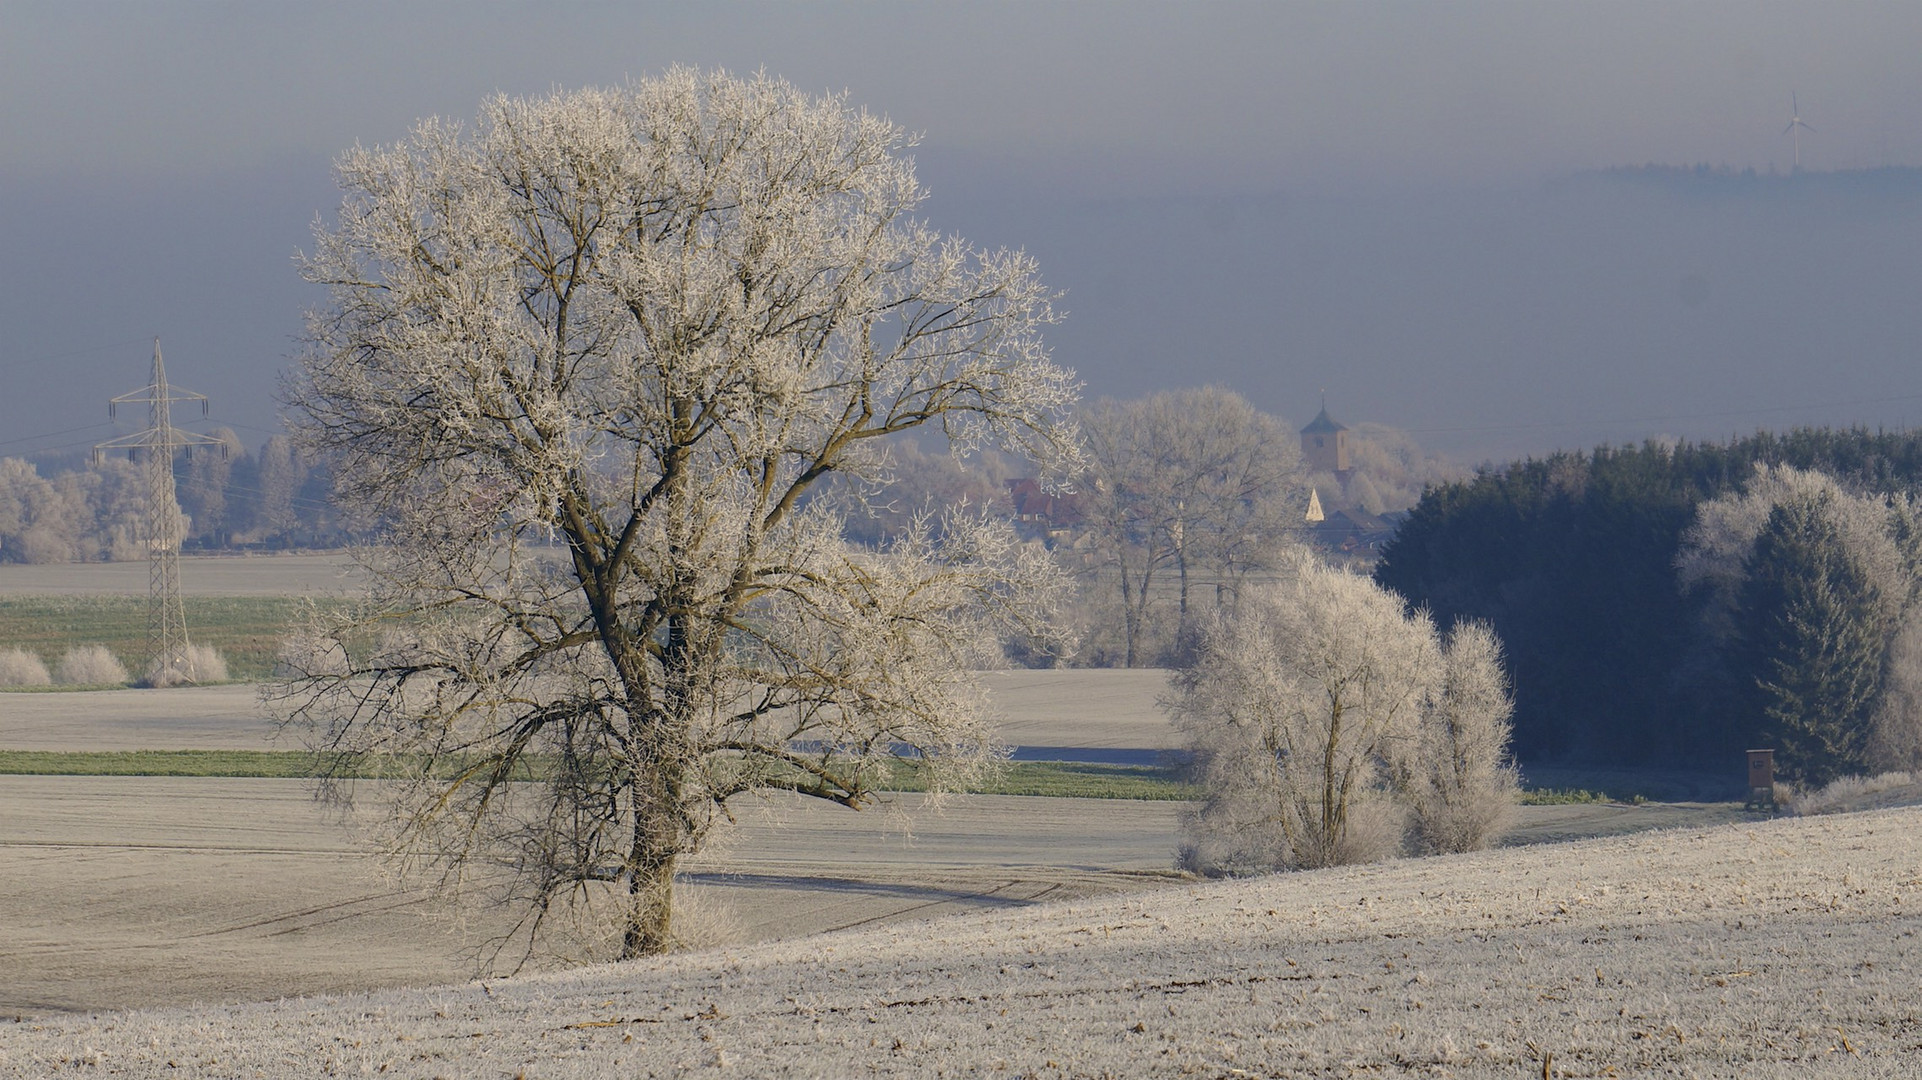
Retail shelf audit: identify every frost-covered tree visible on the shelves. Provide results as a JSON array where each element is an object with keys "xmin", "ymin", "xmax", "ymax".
[
  {"xmin": 0, "ymin": 458, "xmax": 62, "ymax": 564},
  {"xmin": 178, "ymin": 427, "xmax": 241, "ymax": 545},
  {"xmin": 1678, "ymin": 464, "xmax": 1922, "ymax": 783},
  {"xmin": 1394, "ymin": 620, "xmax": 1518, "ymax": 854},
  {"xmin": 273, "ymin": 70, "xmax": 1079, "ymax": 962},
  {"xmin": 254, "ymin": 435, "xmax": 307, "ymax": 540},
  {"xmin": 1869, "ymin": 619, "xmax": 1922, "ymax": 773},
  {"xmin": 1736, "ymin": 495, "xmax": 1895, "ymax": 785},
  {"xmin": 1080, "ymin": 387, "xmax": 1301, "ymax": 667},
  {"xmin": 1173, "ymin": 555, "xmax": 1438, "ymax": 872}
]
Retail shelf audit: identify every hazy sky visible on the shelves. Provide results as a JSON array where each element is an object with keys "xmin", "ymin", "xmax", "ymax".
[{"xmin": 3, "ymin": 2, "xmax": 1918, "ymax": 463}]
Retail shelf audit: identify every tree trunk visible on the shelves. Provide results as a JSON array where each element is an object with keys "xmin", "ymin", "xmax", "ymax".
[
  {"xmin": 1320, "ymin": 699, "xmax": 1343, "ymax": 867},
  {"xmin": 622, "ymin": 837, "xmax": 677, "ymax": 958},
  {"xmin": 1119, "ymin": 561, "xmax": 1142, "ymax": 669},
  {"xmin": 621, "ymin": 703, "xmax": 687, "ymax": 957}
]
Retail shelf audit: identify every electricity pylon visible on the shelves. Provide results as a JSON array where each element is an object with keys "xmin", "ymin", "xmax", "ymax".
[{"xmin": 95, "ymin": 339, "xmax": 224, "ymax": 686}]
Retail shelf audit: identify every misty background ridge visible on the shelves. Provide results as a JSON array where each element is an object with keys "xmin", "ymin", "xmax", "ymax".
[{"xmin": 4, "ymin": 164, "xmax": 1917, "ymax": 468}]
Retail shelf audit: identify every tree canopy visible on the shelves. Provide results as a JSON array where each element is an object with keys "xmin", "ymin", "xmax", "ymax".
[{"xmin": 274, "ymin": 70, "xmax": 1080, "ymax": 962}]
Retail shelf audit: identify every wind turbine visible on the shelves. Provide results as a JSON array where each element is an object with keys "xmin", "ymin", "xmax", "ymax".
[{"xmin": 1783, "ymin": 92, "xmax": 1814, "ymax": 170}]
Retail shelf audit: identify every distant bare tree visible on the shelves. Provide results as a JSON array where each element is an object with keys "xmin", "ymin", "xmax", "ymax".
[
  {"xmin": 1173, "ymin": 554, "xmax": 1437, "ymax": 872},
  {"xmin": 1080, "ymin": 387, "xmax": 1301, "ymax": 667},
  {"xmin": 178, "ymin": 427, "xmax": 241, "ymax": 544},
  {"xmin": 829, "ymin": 437, "xmax": 1019, "ymax": 549},
  {"xmin": 273, "ymin": 71, "xmax": 1079, "ymax": 963},
  {"xmin": 1344, "ymin": 422, "xmax": 1462, "ymax": 514},
  {"xmin": 0, "ymin": 458, "xmax": 60, "ymax": 564},
  {"xmin": 255, "ymin": 435, "xmax": 307, "ymax": 540}
]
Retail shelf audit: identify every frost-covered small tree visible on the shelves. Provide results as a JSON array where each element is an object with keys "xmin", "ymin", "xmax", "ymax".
[
  {"xmin": 1393, "ymin": 620, "xmax": 1518, "ymax": 854},
  {"xmin": 273, "ymin": 70, "xmax": 1079, "ymax": 963},
  {"xmin": 55, "ymin": 645, "xmax": 129, "ymax": 686},
  {"xmin": 1173, "ymin": 555, "xmax": 1437, "ymax": 872},
  {"xmin": 1869, "ymin": 619, "xmax": 1922, "ymax": 773}
]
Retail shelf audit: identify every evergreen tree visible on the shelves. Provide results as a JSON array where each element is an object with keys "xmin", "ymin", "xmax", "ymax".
[{"xmin": 1734, "ymin": 494, "xmax": 1892, "ymax": 785}]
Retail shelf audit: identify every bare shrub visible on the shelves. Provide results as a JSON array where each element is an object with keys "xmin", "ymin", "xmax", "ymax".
[
  {"xmin": 669, "ymin": 885, "xmax": 742, "ymax": 951},
  {"xmin": 186, "ymin": 644, "xmax": 229, "ymax": 682},
  {"xmin": 0, "ymin": 648, "xmax": 51, "ymax": 686},
  {"xmin": 149, "ymin": 644, "xmax": 230, "ymax": 686},
  {"xmin": 1783, "ymin": 770, "xmax": 1922, "ymax": 816},
  {"xmin": 55, "ymin": 645, "xmax": 129, "ymax": 686},
  {"xmin": 1394, "ymin": 620, "xmax": 1520, "ymax": 853}
]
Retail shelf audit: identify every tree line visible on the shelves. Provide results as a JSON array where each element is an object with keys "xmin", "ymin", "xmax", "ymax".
[
  {"xmin": 0, "ymin": 432, "xmax": 340, "ymax": 562},
  {"xmin": 1374, "ymin": 428, "xmax": 1922, "ymax": 782}
]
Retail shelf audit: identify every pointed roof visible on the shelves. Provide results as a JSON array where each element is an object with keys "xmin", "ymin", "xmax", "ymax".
[
  {"xmin": 1301, "ymin": 404, "xmax": 1346, "ymax": 435},
  {"xmin": 1305, "ymin": 488, "xmax": 1325, "ymax": 523}
]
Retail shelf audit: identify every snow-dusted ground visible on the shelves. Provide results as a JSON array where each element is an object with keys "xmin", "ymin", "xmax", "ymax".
[
  {"xmin": 5, "ymin": 806, "xmax": 1917, "ymax": 1078},
  {"xmin": 0, "ymin": 779, "xmax": 1187, "ymax": 1016},
  {"xmin": 0, "ymin": 685, "xmax": 272, "ymax": 750}
]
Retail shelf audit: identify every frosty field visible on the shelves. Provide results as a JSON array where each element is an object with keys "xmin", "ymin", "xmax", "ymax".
[
  {"xmin": 0, "ymin": 557, "xmax": 1869, "ymax": 1075},
  {"xmin": 4, "ymin": 805, "xmax": 1917, "ymax": 1077},
  {"xmin": 0, "ymin": 776, "xmax": 1185, "ymax": 1016},
  {"xmin": 0, "ymin": 666, "xmax": 1750, "ymax": 1026}
]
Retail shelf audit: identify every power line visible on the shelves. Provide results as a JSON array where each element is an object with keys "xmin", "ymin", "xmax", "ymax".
[
  {"xmin": 0, "ymin": 423, "xmax": 116, "ymax": 452},
  {"xmin": 12, "ymin": 336, "xmax": 155, "ymax": 367}
]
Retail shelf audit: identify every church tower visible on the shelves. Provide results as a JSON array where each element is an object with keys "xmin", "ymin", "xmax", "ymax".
[{"xmin": 1301, "ymin": 400, "xmax": 1351, "ymax": 479}]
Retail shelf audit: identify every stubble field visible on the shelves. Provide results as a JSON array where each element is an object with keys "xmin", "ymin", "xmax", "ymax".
[
  {"xmin": 4, "ymin": 805, "xmax": 1917, "ymax": 1077},
  {"xmin": 0, "ymin": 652, "xmax": 1749, "ymax": 1022}
]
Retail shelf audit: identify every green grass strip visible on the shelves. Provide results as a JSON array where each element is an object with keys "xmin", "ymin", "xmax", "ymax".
[
  {"xmin": 0, "ymin": 752, "xmax": 1658, "ymax": 806},
  {"xmin": 0, "ymin": 751, "xmax": 1200, "ymax": 800},
  {"xmin": 0, "ymin": 750, "xmax": 331, "ymax": 778},
  {"xmin": 882, "ymin": 759, "xmax": 1199, "ymax": 801},
  {"xmin": 0, "ymin": 595, "xmax": 350, "ymax": 682}
]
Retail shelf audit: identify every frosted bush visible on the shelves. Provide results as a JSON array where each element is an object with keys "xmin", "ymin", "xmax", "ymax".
[
  {"xmin": 146, "ymin": 644, "xmax": 231, "ymax": 687},
  {"xmin": 55, "ymin": 645, "xmax": 130, "ymax": 686},
  {"xmin": 1172, "ymin": 556, "xmax": 1437, "ymax": 873},
  {"xmin": 189, "ymin": 644, "xmax": 229, "ymax": 682},
  {"xmin": 1394, "ymin": 620, "xmax": 1521, "ymax": 854},
  {"xmin": 0, "ymin": 648, "xmax": 52, "ymax": 686}
]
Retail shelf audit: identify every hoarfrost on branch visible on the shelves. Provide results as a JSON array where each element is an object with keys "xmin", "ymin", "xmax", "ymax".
[{"xmin": 272, "ymin": 69, "xmax": 1080, "ymax": 962}]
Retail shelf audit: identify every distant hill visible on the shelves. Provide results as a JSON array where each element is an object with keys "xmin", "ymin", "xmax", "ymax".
[{"xmin": 1553, "ymin": 164, "xmax": 1922, "ymax": 206}]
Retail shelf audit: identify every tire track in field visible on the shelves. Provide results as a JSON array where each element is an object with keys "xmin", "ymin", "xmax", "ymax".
[
  {"xmin": 820, "ymin": 878, "xmax": 1064, "ymax": 934},
  {"xmin": 184, "ymin": 889, "xmax": 423, "ymax": 939}
]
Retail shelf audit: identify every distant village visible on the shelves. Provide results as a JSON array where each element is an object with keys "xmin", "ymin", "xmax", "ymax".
[{"xmin": 1005, "ymin": 402, "xmax": 1406, "ymax": 563}]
